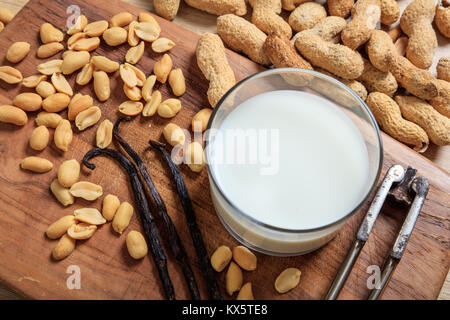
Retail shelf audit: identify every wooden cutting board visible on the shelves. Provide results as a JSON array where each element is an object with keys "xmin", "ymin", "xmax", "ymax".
[{"xmin": 0, "ymin": 0, "xmax": 448, "ymax": 300}]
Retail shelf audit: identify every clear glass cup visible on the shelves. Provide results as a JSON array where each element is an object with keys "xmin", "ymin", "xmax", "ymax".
[{"xmin": 204, "ymin": 68, "xmax": 383, "ymax": 256}]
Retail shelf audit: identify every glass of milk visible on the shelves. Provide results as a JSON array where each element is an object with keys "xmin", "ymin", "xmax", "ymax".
[{"xmin": 204, "ymin": 68, "xmax": 382, "ymax": 256}]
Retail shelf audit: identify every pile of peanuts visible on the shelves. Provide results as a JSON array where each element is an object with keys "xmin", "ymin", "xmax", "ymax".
[
  {"xmin": 210, "ymin": 244, "xmax": 301, "ymax": 299},
  {"xmin": 173, "ymin": 0, "xmax": 450, "ymax": 154},
  {"xmin": 0, "ymin": 8, "xmax": 210, "ymax": 261},
  {"xmin": 0, "ymin": 8, "xmax": 208, "ymax": 174},
  {"xmin": 47, "ymin": 157, "xmax": 147, "ymax": 261}
]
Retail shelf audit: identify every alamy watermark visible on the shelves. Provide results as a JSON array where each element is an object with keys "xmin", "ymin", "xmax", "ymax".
[
  {"xmin": 66, "ymin": 5, "xmax": 81, "ymax": 31},
  {"xmin": 366, "ymin": 265, "xmax": 382, "ymax": 290},
  {"xmin": 66, "ymin": 265, "xmax": 81, "ymax": 290},
  {"xmin": 172, "ymin": 120, "xmax": 280, "ymax": 176}
]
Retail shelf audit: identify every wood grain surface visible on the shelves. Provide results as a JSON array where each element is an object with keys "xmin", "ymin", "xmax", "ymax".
[{"xmin": 0, "ymin": 0, "xmax": 448, "ymax": 300}]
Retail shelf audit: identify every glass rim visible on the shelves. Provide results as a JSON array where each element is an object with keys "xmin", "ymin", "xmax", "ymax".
[{"xmin": 204, "ymin": 68, "xmax": 384, "ymax": 234}]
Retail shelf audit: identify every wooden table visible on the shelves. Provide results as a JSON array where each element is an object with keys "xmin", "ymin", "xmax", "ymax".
[{"xmin": 0, "ymin": 0, "xmax": 448, "ymax": 300}]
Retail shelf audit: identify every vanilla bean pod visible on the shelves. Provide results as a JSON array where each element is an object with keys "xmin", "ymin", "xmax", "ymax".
[
  {"xmin": 113, "ymin": 117, "xmax": 201, "ymax": 300},
  {"xmin": 149, "ymin": 140, "xmax": 222, "ymax": 300},
  {"xmin": 83, "ymin": 148, "xmax": 176, "ymax": 300}
]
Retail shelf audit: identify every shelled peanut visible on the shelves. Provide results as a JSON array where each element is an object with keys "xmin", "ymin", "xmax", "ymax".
[
  {"xmin": 275, "ymin": 268, "xmax": 301, "ymax": 294},
  {"xmin": 163, "ymin": 123, "xmax": 186, "ymax": 146},
  {"xmin": 23, "ymin": 74, "xmax": 47, "ymax": 88},
  {"xmin": 96, "ymin": 119, "xmax": 113, "ymax": 149},
  {"xmin": 70, "ymin": 181, "xmax": 103, "ymax": 201},
  {"xmin": 45, "ymin": 189, "xmax": 131, "ymax": 260},
  {"xmin": 237, "ymin": 283, "xmax": 254, "ymax": 300},
  {"xmin": 226, "ymin": 262, "xmax": 243, "ymax": 296},
  {"xmin": 210, "ymin": 243, "xmax": 303, "ymax": 299},
  {"xmin": 52, "ymin": 234, "xmax": 76, "ymax": 260},
  {"xmin": 192, "ymin": 109, "xmax": 212, "ymax": 132},
  {"xmin": 20, "ymin": 156, "xmax": 53, "ymax": 173},
  {"xmin": 50, "ymin": 179, "xmax": 74, "ymax": 207},
  {"xmin": 112, "ymin": 201, "xmax": 134, "ymax": 234},
  {"xmin": 157, "ymin": 98, "xmax": 181, "ymax": 118},
  {"xmin": 0, "ymin": 66, "xmax": 22, "ymax": 84},
  {"xmin": 40, "ymin": 22, "xmax": 64, "ymax": 44},
  {"xmin": 0, "ymin": 7, "xmax": 14, "ymax": 25},
  {"xmin": 29, "ymin": 125, "xmax": 50, "ymax": 151},
  {"xmin": 46, "ymin": 216, "xmax": 76, "ymax": 240},
  {"xmin": 58, "ymin": 159, "xmax": 80, "ymax": 188},
  {"xmin": 126, "ymin": 230, "xmax": 148, "ymax": 259},
  {"xmin": 6, "ymin": 42, "xmax": 30, "ymax": 63},
  {"xmin": 102, "ymin": 194, "xmax": 121, "ymax": 221},
  {"xmin": 184, "ymin": 142, "xmax": 205, "ymax": 172},
  {"xmin": 54, "ymin": 120, "xmax": 73, "ymax": 152}
]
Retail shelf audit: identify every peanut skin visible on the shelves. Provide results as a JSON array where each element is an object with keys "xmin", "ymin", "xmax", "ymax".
[
  {"xmin": 366, "ymin": 29, "xmax": 397, "ymax": 72},
  {"xmin": 217, "ymin": 14, "xmax": 270, "ymax": 66},
  {"xmin": 386, "ymin": 52, "xmax": 439, "ymax": 100},
  {"xmin": 252, "ymin": 0, "xmax": 292, "ymax": 39},
  {"xmin": 264, "ymin": 32, "xmax": 313, "ymax": 86},
  {"xmin": 357, "ymin": 58, "xmax": 398, "ymax": 97},
  {"xmin": 281, "ymin": 0, "xmax": 311, "ymax": 11},
  {"xmin": 288, "ymin": 2, "xmax": 327, "ymax": 32},
  {"xmin": 154, "ymin": 0, "xmax": 180, "ymax": 20},
  {"xmin": 295, "ymin": 33, "xmax": 364, "ymax": 79},
  {"xmin": 435, "ymin": 3, "xmax": 450, "ymax": 38},
  {"xmin": 367, "ymin": 30, "xmax": 439, "ymax": 100},
  {"xmin": 367, "ymin": 92, "xmax": 429, "ymax": 152},
  {"xmin": 292, "ymin": 16, "xmax": 347, "ymax": 44},
  {"xmin": 327, "ymin": 0, "xmax": 354, "ymax": 18},
  {"xmin": 184, "ymin": 0, "xmax": 246, "ymax": 16},
  {"xmin": 437, "ymin": 57, "xmax": 450, "ymax": 82},
  {"xmin": 429, "ymin": 80, "xmax": 450, "ymax": 118},
  {"xmin": 341, "ymin": 0, "xmax": 381, "ymax": 49},
  {"xmin": 315, "ymin": 67, "xmax": 367, "ymax": 101},
  {"xmin": 248, "ymin": 0, "xmax": 281, "ymax": 12},
  {"xmin": 196, "ymin": 33, "xmax": 236, "ymax": 107},
  {"xmin": 263, "ymin": 33, "xmax": 312, "ymax": 70},
  {"xmin": 395, "ymin": 95, "xmax": 450, "ymax": 146},
  {"xmin": 400, "ymin": 0, "xmax": 437, "ymax": 69},
  {"xmin": 380, "ymin": 0, "xmax": 400, "ymax": 25}
]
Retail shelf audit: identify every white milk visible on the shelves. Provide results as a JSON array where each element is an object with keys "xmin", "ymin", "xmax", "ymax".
[{"xmin": 209, "ymin": 90, "xmax": 370, "ymax": 230}]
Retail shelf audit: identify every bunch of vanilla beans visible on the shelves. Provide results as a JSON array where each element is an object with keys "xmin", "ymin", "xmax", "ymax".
[{"xmin": 83, "ymin": 116, "xmax": 221, "ymax": 300}]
